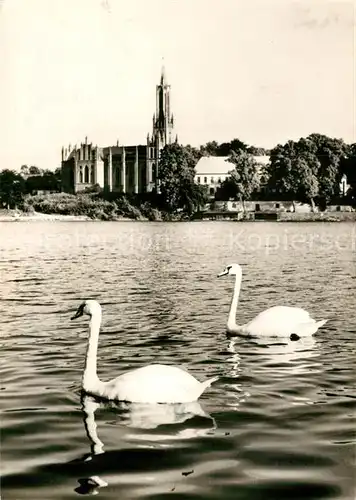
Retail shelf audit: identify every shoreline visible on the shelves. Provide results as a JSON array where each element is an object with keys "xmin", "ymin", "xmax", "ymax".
[
  {"xmin": 0, "ymin": 210, "xmax": 133, "ymax": 222},
  {"xmin": 0, "ymin": 209, "xmax": 355, "ymax": 222},
  {"xmin": 0, "ymin": 210, "xmax": 91, "ymax": 222}
]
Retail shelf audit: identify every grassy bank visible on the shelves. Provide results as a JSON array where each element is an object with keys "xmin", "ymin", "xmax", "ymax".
[
  {"xmin": 2, "ymin": 193, "xmax": 354, "ymax": 223},
  {"xmin": 14, "ymin": 192, "xmax": 185, "ymax": 221}
]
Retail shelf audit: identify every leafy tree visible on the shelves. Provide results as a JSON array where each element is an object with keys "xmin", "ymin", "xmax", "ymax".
[
  {"xmin": 29, "ymin": 166, "xmax": 42, "ymax": 176},
  {"xmin": 340, "ymin": 143, "xmax": 356, "ymax": 202},
  {"xmin": 26, "ymin": 174, "xmax": 58, "ymax": 193},
  {"xmin": 267, "ymin": 134, "xmax": 347, "ymax": 209},
  {"xmin": 200, "ymin": 138, "xmax": 249, "ymax": 157},
  {"xmin": 158, "ymin": 143, "xmax": 207, "ymax": 214},
  {"xmin": 248, "ymin": 146, "xmax": 268, "ymax": 156},
  {"xmin": 184, "ymin": 144, "xmax": 202, "ymax": 163},
  {"xmin": 267, "ymin": 141, "xmax": 320, "ymax": 210},
  {"xmin": 307, "ymin": 133, "xmax": 347, "ymax": 202},
  {"xmin": 20, "ymin": 165, "xmax": 30, "ymax": 178},
  {"xmin": 291, "ymin": 156, "xmax": 319, "ymax": 211},
  {"xmin": 0, "ymin": 169, "xmax": 26, "ymax": 209},
  {"xmin": 222, "ymin": 152, "xmax": 261, "ymax": 210},
  {"xmin": 199, "ymin": 141, "xmax": 219, "ymax": 157},
  {"xmin": 220, "ymin": 138, "xmax": 248, "ymax": 156},
  {"xmin": 215, "ymin": 177, "xmax": 237, "ymax": 201},
  {"xmin": 25, "ymin": 169, "xmax": 60, "ymax": 193}
]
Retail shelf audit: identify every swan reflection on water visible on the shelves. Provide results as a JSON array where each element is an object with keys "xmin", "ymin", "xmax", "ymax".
[
  {"xmin": 221, "ymin": 339, "xmax": 251, "ymax": 408},
  {"xmin": 248, "ymin": 334, "xmax": 319, "ymax": 367},
  {"xmin": 226, "ymin": 334, "xmax": 321, "ymax": 408},
  {"xmin": 75, "ymin": 393, "xmax": 216, "ymax": 495},
  {"xmin": 227, "ymin": 334, "xmax": 320, "ymax": 372}
]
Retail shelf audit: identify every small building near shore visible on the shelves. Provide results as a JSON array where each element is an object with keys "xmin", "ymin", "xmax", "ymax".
[
  {"xmin": 194, "ymin": 155, "xmax": 270, "ymax": 196},
  {"xmin": 210, "ymin": 200, "xmax": 312, "ymax": 213}
]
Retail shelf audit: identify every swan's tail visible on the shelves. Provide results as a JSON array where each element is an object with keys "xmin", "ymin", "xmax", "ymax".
[
  {"xmin": 201, "ymin": 376, "xmax": 219, "ymax": 391},
  {"xmin": 196, "ymin": 376, "xmax": 219, "ymax": 399},
  {"xmin": 297, "ymin": 318, "xmax": 328, "ymax": 336}
]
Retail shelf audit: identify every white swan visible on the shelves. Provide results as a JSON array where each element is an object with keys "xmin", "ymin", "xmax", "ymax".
[
  {"xmin": 71, "ymin": 300, "xmax": 218, "ymax": 403},
  {"xmin": 218, "ymin": 264, "xmax": 327, "ymax": 337}
]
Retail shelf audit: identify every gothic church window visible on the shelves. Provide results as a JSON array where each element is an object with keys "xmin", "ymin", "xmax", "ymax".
[
  {"xmin": 79, "ymin": 166, "xmax": 83, "ymax": 183},
  {"xmin": 84, "ymin": 165, "xmax": 89, "ymax": 183},
  {"xmin": 90, "ymin": 166, "xmax": 94, "ymax": 183}
]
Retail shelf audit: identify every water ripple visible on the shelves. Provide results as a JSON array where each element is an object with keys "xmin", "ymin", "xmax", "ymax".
[{"xmin": 0, "ymin": 221, "xmax": 355, "ymax": 499}]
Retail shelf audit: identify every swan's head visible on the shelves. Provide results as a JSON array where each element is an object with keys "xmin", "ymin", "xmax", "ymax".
[
  {"xmin": 217, "ymin": 263, "xmax": 242, "ymax": 278},
  {"xmin": 71, "ymin": 300, "xmax": 102, "ymax": 320}
]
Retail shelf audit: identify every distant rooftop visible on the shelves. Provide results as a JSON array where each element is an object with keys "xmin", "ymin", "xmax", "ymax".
[
  {"xmin": 195, "ymin": 156, "xmax": 230, "ymax": 175},
  {"xmin": 195, "ymin": 155, "xmax": 270, "ymax": 175}
]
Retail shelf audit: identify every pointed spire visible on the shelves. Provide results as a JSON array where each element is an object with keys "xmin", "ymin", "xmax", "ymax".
[{"xmin": 160, "ymin": 57, "xmax": 166, "ymax": 84}]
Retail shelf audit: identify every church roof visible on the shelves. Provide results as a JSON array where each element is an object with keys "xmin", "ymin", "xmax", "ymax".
[{"xmin": 195, "ymin": 155, "xmax": 270, "ymax": 175}]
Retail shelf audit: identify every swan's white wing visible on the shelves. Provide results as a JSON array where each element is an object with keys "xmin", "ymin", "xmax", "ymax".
[
  {"xmin": 251, "ymin": 306, "xmax": 311, "ymax": 323},
  {"xmin": 243, "ymin": 306, "xmax": 313, "ymax": 336},
  {"xmin": 102, "ymin": 364, "xmax": 207, "ymax": 403}
]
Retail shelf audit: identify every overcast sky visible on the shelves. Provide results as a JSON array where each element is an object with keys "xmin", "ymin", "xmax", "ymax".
[{"xmin": 0, "ymin": 0, "xmax": 354, "ymax": 171}]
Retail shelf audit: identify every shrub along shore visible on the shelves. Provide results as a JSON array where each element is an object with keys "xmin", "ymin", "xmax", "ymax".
[
  {"xmin": 0, "ymin": 192, "xmax": 186, "ymax": 221},
  {"xmin": 0, "ymin": 192, "xmax": 355, "ymax": 222}
]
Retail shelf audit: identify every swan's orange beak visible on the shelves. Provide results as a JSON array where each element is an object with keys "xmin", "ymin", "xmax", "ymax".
[{"xmin": 217, "ymin": 270, "xmax": 228, "ymax": 278}]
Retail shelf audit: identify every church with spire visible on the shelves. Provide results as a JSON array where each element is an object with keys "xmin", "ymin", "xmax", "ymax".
[{"xmin": 61, "ymin": 65, "xmax": 176, "ymax": 194}]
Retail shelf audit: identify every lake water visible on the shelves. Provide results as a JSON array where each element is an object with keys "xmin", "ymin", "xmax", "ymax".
[{"xmin": 1, "ymin": 220, "xmax": 355, "ymax": 500}]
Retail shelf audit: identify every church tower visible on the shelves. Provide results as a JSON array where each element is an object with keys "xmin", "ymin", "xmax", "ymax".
[
  {"xmin": 146, "ymin": 63, "xmax": 175, "ymax": 192},
  {"xmin": 153, "ymin": 63, "xmax": 174, "ymax": 148}
]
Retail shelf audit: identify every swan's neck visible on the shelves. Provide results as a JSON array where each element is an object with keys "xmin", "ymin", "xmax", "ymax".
[
  {"xmin": 227, "ymin": 273, "xmax": 242, "ymax": 333},
  {"xmin": 83, "ymin": 312, "xmax": 101, "ymax": 392}
]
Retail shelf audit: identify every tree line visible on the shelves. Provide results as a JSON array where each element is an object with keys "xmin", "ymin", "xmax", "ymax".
[
  {"xmin": 0, "ymin": 134, "xmax": 355, "ymax": 213},
  {"xmin": 158, "ymin": 134, "xmax": 355, "ymax": 213},
  {"xmin": 198, "ymin": 139, "xmax": 268, "ymax": 157}
]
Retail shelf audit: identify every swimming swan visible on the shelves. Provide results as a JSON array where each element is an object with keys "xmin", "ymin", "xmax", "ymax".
[
  {"xmin": 71, "ymin": 300, "xmax": 218, "ymax": 403},
  {"xmin": 218, "ymin": 264, "xmax": 327, "ymax": 337}
]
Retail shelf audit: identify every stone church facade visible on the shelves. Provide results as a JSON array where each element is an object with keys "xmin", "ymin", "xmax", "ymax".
[{"xmin": 61, "ymin": 66, "xmax": 176, "ymax": 194}]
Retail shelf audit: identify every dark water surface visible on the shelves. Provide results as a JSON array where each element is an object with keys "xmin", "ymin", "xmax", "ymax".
[{"xmin": 1, "ymin": 221, "xmax": 355, "ymax": 500}]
